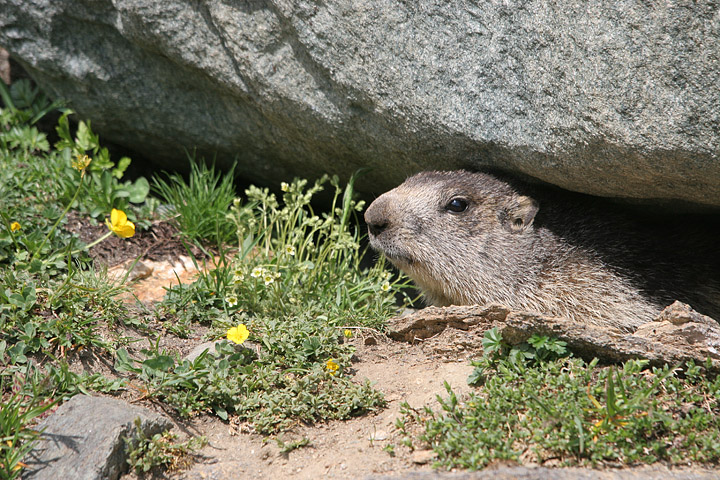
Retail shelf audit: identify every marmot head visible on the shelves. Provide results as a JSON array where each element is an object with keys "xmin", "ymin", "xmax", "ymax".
[{"xmin": 364, "ymin": 170, "xmax": 539, "ymax": 306}]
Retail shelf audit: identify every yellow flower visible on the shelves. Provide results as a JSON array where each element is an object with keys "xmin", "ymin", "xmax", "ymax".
[
  {"xmin": 72, "ymin": 154, "xmax": 92, "ymax": 174},
  {"xmin": 326, "ymin": 359, "xmax": 339, "ymax": 375},
  {"xmin": 10, "ymin": 222, "xmax": 21, "ymax": 232},
  {"xmin": 105, "ymin": 209, "xmax": 135, "ymax": 238},
  {"xmin": 343, "ymin": 329, "xmax": 352, "ymax": 338},
  {"xmin": 281, "ymin": 182, "xmax": 289, "ymax": 192},
  {"xmin": 227, "ymin": 324, "xmax": 249, "ymax": 344}
]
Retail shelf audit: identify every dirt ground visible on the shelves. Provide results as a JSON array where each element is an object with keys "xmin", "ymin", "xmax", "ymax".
[
  {"xmin": 170, "ymin": 341, "xmax": 476, "ymax": 480},
  {"xmin": 120, "ymin": 263, "xmax": 477, "ymax": 479},
  {"xmin": 66, "ymin": 219, "xmax": 478, "ymax": 479}
]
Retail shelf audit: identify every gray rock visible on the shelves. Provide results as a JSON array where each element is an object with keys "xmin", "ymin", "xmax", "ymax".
[
  {"xmin": 184, "ymin": 340, "xmax": 225, "ymax": 364},
  {"xmin": 388, "ymin": 302, "xmax": 720, "ymax": 373},
  {"xmin": 23, "ymin": 395, "xmax": 173, "ymax": 480},
  {"xmin": 1, "ymin": 1, "xmax": 719, "ymax": 208},
  {"xmin": 388, "ymin": 305, "xmax": 508, "ymax": 343}
]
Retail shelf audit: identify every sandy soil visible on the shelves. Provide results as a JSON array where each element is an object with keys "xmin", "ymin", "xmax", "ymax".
[
  {"xmin": 91, "ymin": 231, "xmax": 476, "ymax": 480},
  {"xmin": 170, "ymin": 340, "xmax": 476, "ymax": 480}
]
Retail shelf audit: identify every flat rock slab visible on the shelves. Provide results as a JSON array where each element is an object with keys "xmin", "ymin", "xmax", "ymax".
[
  {"xmin": 388, "ymin": 302, "xmax": 720, "ymax": 372},
  {"xmin": 369, "ymin": 466, "xmax": 720, "ymax": 480},
  {"xmin": 23, "ymin": 395, "xmax": 173, "ymax": 480}
]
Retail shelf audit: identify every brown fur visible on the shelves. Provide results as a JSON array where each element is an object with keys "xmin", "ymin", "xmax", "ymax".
[{"xmin": 365, "ymin": 170, "xmax": 720, "ymax": 332}]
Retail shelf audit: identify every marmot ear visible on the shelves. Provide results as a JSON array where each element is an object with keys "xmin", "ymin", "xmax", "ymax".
[{"xmin": 504, "ymin": 196, "xmax": 539, "ymax": 233}]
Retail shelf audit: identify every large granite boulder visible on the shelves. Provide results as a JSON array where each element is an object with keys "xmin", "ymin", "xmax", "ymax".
[{"xmin": 1, "ymin": 1, "xmax": 718, "ymax": 207}]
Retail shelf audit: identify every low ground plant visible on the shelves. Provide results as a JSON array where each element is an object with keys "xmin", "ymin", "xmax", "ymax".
[
  {"xmin": 1, "ymin": 78, "xmax": 406, "ymax": 472},
  {"xmin": 159, "ymin": 174, "xmax": 405, "ymax": 329},
  {"xmin": 398, "ymin": 328, "xmax": 720, "ymax": 470},
  {"xmin": 125, "ymin": 417, "xmax": 207, "ymax": 475},
  {"xmin": 0, "ymin": 81, "xmax": 154, "ymax": 475},
  {"xmin": 0, "ymin": 376, "xmax": 57, "ymax": 480},
  {"xmin": 145, "ymin": 173, "xmax": 406, "ymax": 430}
]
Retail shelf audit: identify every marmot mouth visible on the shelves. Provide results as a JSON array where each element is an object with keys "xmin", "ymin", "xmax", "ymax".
[
  {"xmin": 381, "ymin": 250, "xmax": 415, "ymax": 267},
  {"xmin": 367, "ymin": 235, "xmax": 417, "ymax": 267},
  {"xmin": 387, "ymin": 254, "xmax": 412, "ymax": 265}
]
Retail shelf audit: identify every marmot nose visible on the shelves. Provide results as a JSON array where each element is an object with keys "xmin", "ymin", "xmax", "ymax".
[
  {"xmin": 367, "ymin": 220, "xmax": 388, "ymax": 237},
  {"xmin": 364, "ymin": 199, "xmax": 390, "ymax": 237}
]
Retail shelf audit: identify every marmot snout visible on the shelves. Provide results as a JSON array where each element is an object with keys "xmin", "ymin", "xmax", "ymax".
[{"xmin": 365, "ymin": 170, "xmax": 720, "ymax": 332}]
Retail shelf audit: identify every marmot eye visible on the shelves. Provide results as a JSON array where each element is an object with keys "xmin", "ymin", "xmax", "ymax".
[{"xmin": 445, "ymin": 198, "xmax": 468, "ymax": 213}]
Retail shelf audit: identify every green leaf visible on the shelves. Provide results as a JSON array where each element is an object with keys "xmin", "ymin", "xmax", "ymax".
[
  {"xmin": 92, "ymin": 147, "xmax": 114, "ymax": 171},
  {"xmin": 143, "ymin": 355, "xmax": 176, "ymax": 373},
  {"xmin": 75, "ymin": 120, "xmax": 96, "ymax": 151},
  {"xmin": 127, "ymin": 177, "xmax": 150, "ymax": 203},
  {"xmin": 54, "ymin": 111, "xmax": 75, "ymax": 149},
  {"xmin": 481, "ymin": 327, "xmax": 504, "ymax": 354},
  {"xmin": 606, "ymin": 367, "xmax": 618, "ymax": 417},
  {"xmin": 115, "ymin": 348, "xmax": 141, "ymax": 374},
  {"xmin": 113, "ymin": 157, "xmax": 132, "ymax": 179}
]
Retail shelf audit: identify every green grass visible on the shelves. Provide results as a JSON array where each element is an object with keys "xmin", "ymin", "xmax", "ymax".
[
  {"xmin": 143, "ymin": 173, "xmax": 405, "ymax": 431},
  {"xmin": 152, "ymin": 159, "xmax": 236, "ymax": 244},
  {"xmin": 398, "ymin": 328, "xmax": 720, "ymax": 470},
  {"xmin": 0, "ymin": 79, "xmax": 407, "ymax": 473}
]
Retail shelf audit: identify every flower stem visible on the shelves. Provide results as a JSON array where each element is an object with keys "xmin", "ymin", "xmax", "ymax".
[
  {"xmin": 71, "ymin": 230, "xmax": 113, "ymax": 255},
  {"xmin": 31, "ymin": 177, "xmax": 84, "ymax": 262}
]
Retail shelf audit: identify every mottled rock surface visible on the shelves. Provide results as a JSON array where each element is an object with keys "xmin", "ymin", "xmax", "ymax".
[
  {"xmin": 388, "ymin": 302, "xmax": 720, "ymax": 372},
  {"xmin": 23, "ymin": 395, "xmax": 173, "ymax": 480},
  {"xmin": 1, "ymin": 1, "xmax": 719, "ymax": 207}
]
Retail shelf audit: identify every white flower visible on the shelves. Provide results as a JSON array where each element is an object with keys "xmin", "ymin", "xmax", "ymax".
[
  {"xmin": 226, "ymin": 294, "xmax": 239, "ymax": 307},
  {"xmin": 281, "ymin": 182, "xmax": 289, "ymax": 192},
  {"xmin": 381, "ymin": 281, "xmax": 391, "ymax": 292},
  {"xmin": 263, "ymin": 274, "xmax": 275, "ymax": 286},
  {"xmin": 285, "ymin": 245, "xmax": 296, "ymax": 256},
  {"xmin": 251, "ymin": 267, "xmax": 264, "ymax": 278}
]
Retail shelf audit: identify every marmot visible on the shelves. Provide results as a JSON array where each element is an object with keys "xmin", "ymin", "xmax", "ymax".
[{"xmin": 364, "ymin": 170, "xmax": 720, "ymax": 332}]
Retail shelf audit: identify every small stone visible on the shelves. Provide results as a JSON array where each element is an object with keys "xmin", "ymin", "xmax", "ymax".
[
  {"xmin": 184, "ymin": 340, "xmax": 257, "ymax": 363},
  {"xmin": 655, "ymin": 300, "xmax": 717, "ymax": 326},
  {"xmin": 411, "ymin": 449, "xmax": 436, "ymax": 465}
]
